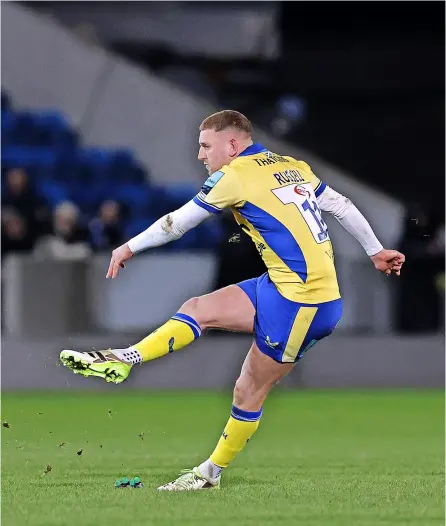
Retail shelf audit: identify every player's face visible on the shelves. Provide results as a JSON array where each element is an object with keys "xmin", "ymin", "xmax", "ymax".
[{"xmin": 198, "ymin": 129, "xmax": 237, "ymax": 174}]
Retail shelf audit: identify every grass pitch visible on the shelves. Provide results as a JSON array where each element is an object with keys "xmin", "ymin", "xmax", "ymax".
[{"xmin": 2, "ymin": 390, "xmax": 444, "ymax": 526}]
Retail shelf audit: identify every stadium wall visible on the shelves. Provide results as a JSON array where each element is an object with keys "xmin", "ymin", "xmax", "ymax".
[
  {"xmin": 2, "ymin": 333, "xmax": 443, "ymax": 391},
  {"xmin": 2, "ymin": 3, "xmax": 404, "ymax": 258},
  {"xmin": 34, "ymin": 2, "xmax": 280, "ymax": 58}
]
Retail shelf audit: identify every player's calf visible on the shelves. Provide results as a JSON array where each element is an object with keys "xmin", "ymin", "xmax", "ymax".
[
  {"xmin": 194, "ymin": 342, "xmax": 294, "ymax": 486},
  {"xmin": 60, "ymin": 284, "xmax": 255, "ymax": 384},
  {"xmin": 127, "ymin": 284, "xmax": 254, "ymax": 364},
  {"xmin": 233, "ymin": 343, "xmax": 294, "ymax": 411}
]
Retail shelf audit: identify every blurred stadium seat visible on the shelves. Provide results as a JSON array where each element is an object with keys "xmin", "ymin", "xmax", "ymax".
[{"xmin": 1, "ymin": 91, "xmax": 220, "ymax": 251}]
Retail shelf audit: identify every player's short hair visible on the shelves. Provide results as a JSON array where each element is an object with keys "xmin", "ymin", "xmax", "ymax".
[{"xmin": 200, "ymin": 110, "xmax": 252, "ymax": 135}]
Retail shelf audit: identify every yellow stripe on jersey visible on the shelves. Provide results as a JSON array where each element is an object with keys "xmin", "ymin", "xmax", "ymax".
[{"xmin": 193, "ymin": 143, "xmax": 341, "ymax": 304}]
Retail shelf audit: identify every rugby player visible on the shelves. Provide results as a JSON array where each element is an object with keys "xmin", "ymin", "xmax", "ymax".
[{"xmin": 61, "ymin": 110, "xmax": 405, "ymax": 491}]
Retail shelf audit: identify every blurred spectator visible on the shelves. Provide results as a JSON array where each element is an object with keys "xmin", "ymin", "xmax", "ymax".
[
  {"xmin": 89, "ymin": 200, "xmax": 123, "ymax": 251},
  {"xmin": 34, "ymin": 201, "xmax": 91, "ymax": 260},
  {"xmin": 2, "ymin": 167, "xmax": 51, "ymax": 239},
  {"xmin": 1, "ymin": 208, "xmax": 36, "ymax": 259},
  {"xmin": 395, "ymin": 204, "xmax": 445, "ymax": 333}
]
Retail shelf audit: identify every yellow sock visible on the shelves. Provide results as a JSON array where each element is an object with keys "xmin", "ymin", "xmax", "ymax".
[
  {"xmin": 133, "ymin": 313, "xmax": 201, "ymax": 363},
  {"xmin": 209, "ymin": 406, "xmax": 262, "ymax": 468}
]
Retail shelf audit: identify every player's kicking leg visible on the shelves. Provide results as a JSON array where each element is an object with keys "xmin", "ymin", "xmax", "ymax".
[
  {"xmin": 60, "ymin": 284, "xmax": 255, "ymax": 384},
  {"xmin": 157, "ymin": 342, "xmax": 294, "ymax": 491}
]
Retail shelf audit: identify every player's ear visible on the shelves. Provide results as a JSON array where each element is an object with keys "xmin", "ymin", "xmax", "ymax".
[{"xmin": 229, "ymin": 139, "xmax": 238, "ymax": 158}]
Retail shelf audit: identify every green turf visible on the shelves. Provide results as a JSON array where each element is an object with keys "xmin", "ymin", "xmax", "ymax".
[{"xmin": 2, "ymin": 390, "xmax": 444, "ymax": 526}]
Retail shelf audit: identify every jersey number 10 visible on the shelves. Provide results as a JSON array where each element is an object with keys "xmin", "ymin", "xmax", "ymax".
[{"xmin": 272, "ymin": 183, "xmax": 330, "ymax": 244}]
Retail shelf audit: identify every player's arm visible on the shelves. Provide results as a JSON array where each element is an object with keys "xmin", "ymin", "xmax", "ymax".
[
  {"xmin": 107, "ymin": 168, "xmax": 242, "ymax": 279},
  {"xmin": 316, "ymin": 185, "xmax": 405, "ymax": 276},
  {"xmin": 106, "ymin": 201, "xmax": 211, "ymax": 279}
]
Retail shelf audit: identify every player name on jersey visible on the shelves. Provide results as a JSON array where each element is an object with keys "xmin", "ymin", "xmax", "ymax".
[
  {"xmin": 273, "ymin": 170, "xmax": 305, "ymax": 185},
  {"xmin": 252, "ymin": 154, "xmax": 289, "ymax": 166}
]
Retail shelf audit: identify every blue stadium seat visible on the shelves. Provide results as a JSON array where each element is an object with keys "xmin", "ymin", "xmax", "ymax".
[
  {"xmin": 115, "ymin": 183, "xmax": 152, "ymax": 218},
  {"xmin": 36, "ymin": 180, "xmax": 69, "ymax": 208},
  {"xmin": 3, "ymin": 112, "xmax": 38, "ymax": 147},
  {"xmin": 2, "ymin": 96, "xmax": 219, "ymax": 252},
  {"xmin": 1, "ymin": 146, "xmax": 59, "ymax": 179},
  {"xmin": 68, "ymin": 181, "xmax": 116, "ymax": 214},
  {"xmin": 123, "ymin": 217, "xmax": 158, "ymax": 240},
  {"xmin": 1, "ymin": 110, "xmax": 15, "ymax": 142},
  {"xmin": 163, "ymin": 183, "xmax": 198, "ymax": 209},
  {"xmin": 145, "ymin": 185, "xmax": 175, "ymax": 218}
]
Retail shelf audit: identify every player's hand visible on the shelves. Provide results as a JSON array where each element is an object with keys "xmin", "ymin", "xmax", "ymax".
[
  {"xmin": 106, "ymin": 243, "xmax": 134, "ymax": 279},
  {"xmin": 370, "ymin": 249, "xmax": 406, "ymax": 276}
]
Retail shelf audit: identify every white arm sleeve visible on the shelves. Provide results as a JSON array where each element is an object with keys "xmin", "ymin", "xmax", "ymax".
[
  {"xmin": 127, "ymin": 200, "xmax": 212, "ymax": 254},
  {"xmin": 317, "ymin": 186, "xmax": 384, "ymax": 257}
]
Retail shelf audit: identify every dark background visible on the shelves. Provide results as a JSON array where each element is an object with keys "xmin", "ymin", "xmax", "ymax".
[{"xmin": 100, "ymin": 1, "xmax": 445, "ymax": 215}]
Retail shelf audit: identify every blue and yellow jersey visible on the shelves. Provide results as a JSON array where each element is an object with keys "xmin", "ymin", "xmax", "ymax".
[{"xmin": 193, "ymin": 143, "xmax": 340, "ymax": 304}]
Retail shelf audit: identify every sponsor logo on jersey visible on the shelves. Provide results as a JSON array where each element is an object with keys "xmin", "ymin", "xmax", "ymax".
[
  {"xmin": 294, "ymin": 185, "xmax": 311, "ymax": 198},
  {"xmin": 201, "ymin": 170, "xmax": 225, "ymax": 195},
  {"xmin": 257, "ymin": 242, "xmax": 267, "ymax": 256},
  {"xmin": 265, "ymin": 336, "xmax": 279, "ymax": 349}
]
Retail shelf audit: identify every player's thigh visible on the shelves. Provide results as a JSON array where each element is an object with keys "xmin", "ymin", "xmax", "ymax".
[
  {"xmin": 179, "ymin": 284, "xmax": 255, "ymax": 333},
  {"xmin": 253, "ymin": 276, "xmax": 343, "ymax": 363},
  {"xmin": 233, "ymin": 341, "xmax": 294, "ymax": 411}
]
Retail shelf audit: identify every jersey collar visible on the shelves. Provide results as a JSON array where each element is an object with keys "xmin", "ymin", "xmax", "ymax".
[{"xmin": 239, "ymin": 143, "xmax": 268, "ymax": 157}]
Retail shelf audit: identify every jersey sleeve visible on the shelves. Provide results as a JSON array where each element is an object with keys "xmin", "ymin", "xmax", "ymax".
[
  {"xmin": 193, "ymin": 168, "xmax": 244, "ymax": 215},
  {"xmin": 301, "ymin": 161, "xmax": 326, "ymax": 197}
]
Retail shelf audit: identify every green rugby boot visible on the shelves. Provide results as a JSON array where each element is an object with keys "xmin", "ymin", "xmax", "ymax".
[{"xmin": 60, "ymin": 349, "xmax": 132, "ymax": 384}]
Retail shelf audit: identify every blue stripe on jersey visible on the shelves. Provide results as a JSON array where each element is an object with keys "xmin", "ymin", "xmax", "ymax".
[
  {"xmin": 193, "ymin": 195, "xmax": 223, "ymax": 215},
  {"xmin": 239, "ymin": 143, "xmax": 268, "ymax": 157},
  {"xmin": 315, "ymin": 181, "xmax": 327, "ymax": 198},
  {"xmin": 238, "ymin": 202, "xmax": 308, "ymax": 283}
]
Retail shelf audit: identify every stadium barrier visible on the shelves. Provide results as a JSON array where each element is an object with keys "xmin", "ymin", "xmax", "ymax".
[
  {"xmin": 2, "ymin": 253, "xmax": 395, "ymax": 337},
  {"xmin": 2, "ymin": 332, "xmax": 443, "ymax": 390}
]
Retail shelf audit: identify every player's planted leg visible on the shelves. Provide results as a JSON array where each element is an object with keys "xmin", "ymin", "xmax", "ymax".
[
  {"xmin": 60, "ymin": 285, "xmax": 254, "ymax": 384},
  {"xmin": 158, "ymin": 343, "xmax": 293, "ymax": 491}
]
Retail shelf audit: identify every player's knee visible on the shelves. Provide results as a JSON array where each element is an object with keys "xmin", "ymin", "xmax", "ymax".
[
  {"xmin": 178, "ymin": 296, "xmax": 211, "ymax": 330},
  {"xmin": 233, "ymin": 374, "xmax": 260, "ymax": 409}
]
